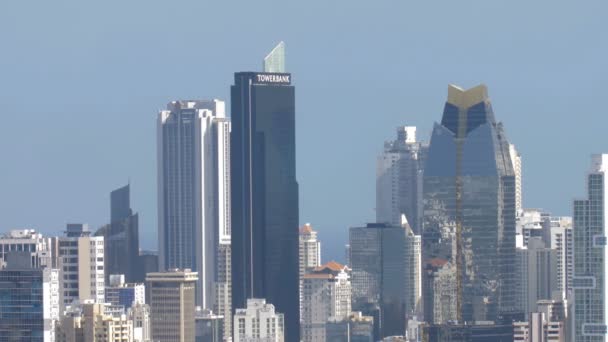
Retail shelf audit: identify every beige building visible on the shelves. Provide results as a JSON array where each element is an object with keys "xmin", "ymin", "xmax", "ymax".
[
  {"xmin": 58, "ymin": 224, "xmax": 105, "ymax": 310},
  {"xmin": 56, "ymin": 302, "xmax": 133, "ymax": 342},
  {"xmin": 301, "ymin": 262, "xmax": 351, "ymax": 342},
  {"xmin": 146, "ymin": 269, "xmax": 197, "ymax": 342}
]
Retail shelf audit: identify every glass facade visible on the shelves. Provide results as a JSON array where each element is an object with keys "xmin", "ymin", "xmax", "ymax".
[
  {"xmin": 349, "ymin": 223, "xmax": 420, "ymax": 338},
  {"xmin": 263, "ymin": 41, "xmax": 286, "ymax": 73},
  {"xmin": 157, "ymin": 100, "xmax": 229, "ymax": 309},
  {"xmin": 230, "ymin": 72, "xmax": 299, "ymax": 341},
  {"xmin": 573, "ymin": 155, "xmax": 608, "ymax": 342},
  {"xmin": 95, "ymin": 184, "xmax": 140, "ymax": 283},
  {"xmin": 0, "ymin": 269, "xmax": 45, "ymax": 341},
  {"xmin": 422, "ymin": 85, "xmax": 518, "ymax": 324},
  {"xmin": 376, "ymin": 126, "xmax": 428, "ymax": 233}
]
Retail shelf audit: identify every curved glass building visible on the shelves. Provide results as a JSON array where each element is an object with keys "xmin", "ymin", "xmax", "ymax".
[{"xmin": 422, "ymin": 84, "xmax": 518, "ymax": 324}]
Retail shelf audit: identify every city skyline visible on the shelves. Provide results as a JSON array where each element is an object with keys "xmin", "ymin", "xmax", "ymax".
[
  {"xmin": 1, "ymin": 1, "xmax": 606, "ymax": 263},
  {"xmin": 3, "ymin": 3, "xmax": 608, "ymax": 341}
]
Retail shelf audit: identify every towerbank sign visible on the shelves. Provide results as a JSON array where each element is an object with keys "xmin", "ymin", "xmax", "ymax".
[{"xmin": 254, "ymin": 73, "xmax": 291, "ymax": 85}]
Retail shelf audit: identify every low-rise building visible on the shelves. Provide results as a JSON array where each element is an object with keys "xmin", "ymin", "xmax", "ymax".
[{"xmin": 233, "ymin": 298, "xmax": 284, "ymax": 342}]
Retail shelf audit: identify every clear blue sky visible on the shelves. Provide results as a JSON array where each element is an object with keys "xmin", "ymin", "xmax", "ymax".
[{"xmin": 1, "ymin": 1, "xmax": 606, "ymax": 262}]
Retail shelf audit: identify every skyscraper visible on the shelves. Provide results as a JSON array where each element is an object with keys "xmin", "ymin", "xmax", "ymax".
[
  {"xmin": 376, "ymin": 126, "xmax": 428, "ymax": 232},
  {"xmin": 157, "ymin": 99, "xmax": 231, "ymax": 310},
  {"xmin": 573, "ymin": 154, "xmax": 608, "ymax": 342},
  {"xmin": 509, "ymin": 144, "xmax": 523, "ymax": 213},
  {"xmin": 422, "ymin": 84, "xmax": 518, "ymax": 324},
  {"xmin": 515, "ymin": 237, "xmax": 558, "ymax": 316},
  {"xmin": 230, "ymin": 42, "xmax": 299, "ymax": 341},
  {"xmin": 95, "ymin": 184, "xmax": 140, "ymax": 283},
  {"xmin": 349, "ymin": 219, "xmax": 421, "ymax": 338},
  {"xmin": 299, "ymin": 223, "xmax": 321, "ymax": 279},
  {"xmin": 543, "ymin": 215, "xmax": 573, "ymax": 300}
]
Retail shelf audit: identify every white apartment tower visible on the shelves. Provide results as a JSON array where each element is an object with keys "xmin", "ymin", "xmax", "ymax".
[
  {"xmin": 301, "ymin": 262, "xmax": 351, "ymax": 342},
  {"xmin": 544, "ymin": 216, "xmax": 573, "ymax": 300},
  {"xmin": 58, "ymin": 224, "xmax": 105, "ymax": 310},
  {"xmin": 509, "ymin": 143, "xmax": 523, "ymax": 213},
  {"xmin": 157, "ymin": 99, "xmax": 231, "ymax": 315},
  {"xmin": 233, "ymin": 298, "xmax": 285, "ymax": 342},
  {"xmin": 376, "ymin": 126, "xmax": 427, "ymax": 233},
  {"xmin": 299, "ymin": 223, "xmax": 321, "ymax": 278},
  {"xmin": 573, "ymin": 154, "xmax": 608, "ymax": 341}
]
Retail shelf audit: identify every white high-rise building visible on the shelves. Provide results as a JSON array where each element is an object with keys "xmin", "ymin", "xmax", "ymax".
[
  {"xmin": 509, "ymin": 143, "xmax": 523, "ymax": 213},
  {"xmin": 516, "ymin": 237, "xmax": 558, "ymax": 316},
  {"xmin": 299, "ymin": 223, "xmax": 321, "ymax": 325},
  {"xmin": 543, "ymin": 216, "xmax": 573, "ymax": 301},
  {"xmin": 301, "ymin": 262, "xmax": 351, "ymax": 342},
  {"xmin": 299, "ymin": 223, "xmax": 321, "ymax": 279},
  {"xmin": 573, "ymin": 154, "xmax": 608, "ymax": 342},
  {"xmin": 376, "ymin": 126, "xmax": 427, "ymax": 233},
  {"xmin": 233, "ymin": 298, "xmax": 285, "ymax": 342},
  {"xmin": 215, "ymin": 243, "xmax": 232, "ymax": 341},
  {"xmin": 58, "ymin": 224, "xmax": 105, "ymax": 311},
  {"xmin": 157, "ymin": 99, "xmax": 231, "ymax": 314}
]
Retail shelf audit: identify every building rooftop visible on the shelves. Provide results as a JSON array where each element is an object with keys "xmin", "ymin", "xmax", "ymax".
[
  {"xmin": 146, "ymin": 269, "xmax": 198, "ymax": 282},
  {"xmin": 0, "ymin": 229, "xmax": 43, "ymax": 239},
  {"xmin": 299, "ymin": 223, "xmax": 314, "ymax": 234}
]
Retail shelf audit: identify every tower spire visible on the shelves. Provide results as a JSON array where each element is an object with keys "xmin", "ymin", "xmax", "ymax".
[{"xmin": 263, "ymin": 41, "xmax": 286, "ymax": 72}]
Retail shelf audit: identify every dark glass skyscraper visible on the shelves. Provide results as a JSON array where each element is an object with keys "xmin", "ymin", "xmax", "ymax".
[
  {"xmin": 573, "ymin": 155, "xmax": 608, "ymax": 342},
  {"xmin": 422, "ymin": 84, "xmax": 518, "ymax": 324},
  {"xmin": 95, "ymin": 184, "xmax": 140, "ymax": 283},
  {"xmin": 349, "ymin": 221, "xmax": 421, "ymax": 339},
  {"xmin": 231, "ymin": 42, "xmax": 300, "ymax": 341}
]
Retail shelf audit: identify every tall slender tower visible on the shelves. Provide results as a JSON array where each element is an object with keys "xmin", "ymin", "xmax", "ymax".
[
  {"xmin": 157, "ymin": 99, "xmax": 231, "ymax": 310},
  {"xmin": 509, "ymin": 143, "xmax": 523, "ymax": 213},
  {"xmin": 376, "ymin": 126, "xmax": 428, "ymax": 233},
  {"xmin": 573, "ymin": 154, "xmax": 608, "ymax": 342},
  {"xmin": 422, "ymin": 84, "xmax": 518, "ymax": 324},
  {"xmin": 95, "ymin": 184, "xmax": 140, "ymax": 283},
  {"xmin": 299, "ymin": 223, "xmax": 321, "ymax": 279},
  {"xmin": 230, "ymin": 41, "xmax": 300, "ymax": 341}
]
